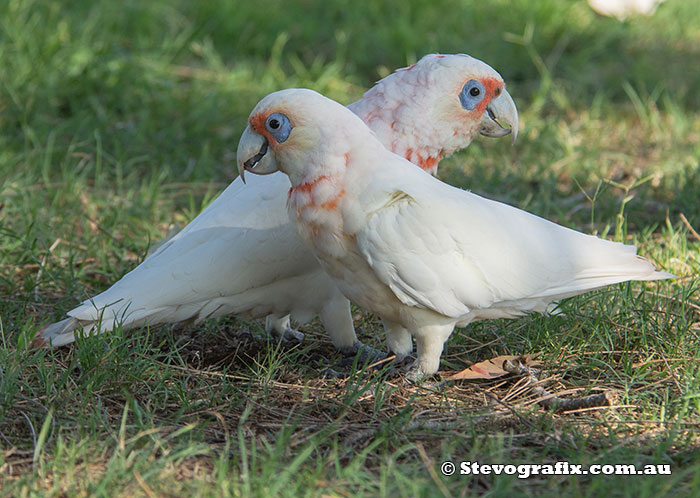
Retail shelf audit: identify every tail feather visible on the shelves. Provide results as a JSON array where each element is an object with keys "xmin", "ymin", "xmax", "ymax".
[
  {"xmin": 34, "ymin": 304, "xmax": 168, "ymax": 348},
  {"xmin": 33, "ymin": 317, "xmax": 84, "ymax": 348},
  {"xmin": 537, "ymin": 256, "xmax": 674, "ymax": 302}
]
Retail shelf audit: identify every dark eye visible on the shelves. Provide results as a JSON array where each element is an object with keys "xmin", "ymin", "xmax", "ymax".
[
  {"xmin": 265, "ymin": 112, "xmax": 292, "ymax": 143},
  {"xmin": 459, "ymin": 80, "xmax": 486, "ymax": 111}
]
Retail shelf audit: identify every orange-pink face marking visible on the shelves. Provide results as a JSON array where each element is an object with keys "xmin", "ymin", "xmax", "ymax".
[
  {"xmin": 473, "ymin": 77, "xmax": 504, "ymax": 115},
  {"xmin": 451, "ymin": 76, "xmax": 506, "ymax": 140},
  {"xmin": 249, "ymin": 112, "xmax": 272, "ymax": 141},
  {"xmin": 249, "ymin": 109, "xmax": 293, "ymax": 146}
]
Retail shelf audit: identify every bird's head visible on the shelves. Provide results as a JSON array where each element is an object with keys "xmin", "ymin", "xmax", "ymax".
[
  {"xmin": 349, "ymin": 53, "xmax": 518, "ymax": 174},
  {"xmin": 237, "ymin": 88, "xmax": 373, "ymax": 184}
]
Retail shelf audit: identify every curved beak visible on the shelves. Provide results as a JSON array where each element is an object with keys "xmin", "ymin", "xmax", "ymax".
[
  {"xmin": 480, "ymin": 88, "xmax": 519, "ymax": 144},
  {"xmin": 236, "ymin": 126, "xmax": 279, "ymax": 183}
]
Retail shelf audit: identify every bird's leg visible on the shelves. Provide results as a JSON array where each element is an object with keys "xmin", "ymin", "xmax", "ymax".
[
  {"xmin": 336, "ymin": 319, "xmax": 414, "ymax": 374},
  {"xmin": 319, "ymin": 293, "xmax": 356, "ymax": 352},
  {"xmin": 406, "ymin": 324, "xmax": 455, "ymax": 383},
  {"xmin": 320, "ymin": 295, "xmax": 387, "ymax": 364},
  {"xmin": 265, "ymin": 314, "xmax": 304, "ymax": 343},
  {"xmin": 383, "ymin": 319, "xmax": 413, "ymax": 359}
]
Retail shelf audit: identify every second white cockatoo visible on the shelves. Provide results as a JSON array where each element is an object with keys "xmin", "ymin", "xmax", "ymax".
[
  {"xmin": 237, "ymin": 88, "xmax": 673, "ymax": 381},
  {"xmin": 588, "ymin": 0, "xmax": 665, "ymax": 20},
  {"xmin": 35, "ymin": 54, "xmax": 518, "ymax": 354}
]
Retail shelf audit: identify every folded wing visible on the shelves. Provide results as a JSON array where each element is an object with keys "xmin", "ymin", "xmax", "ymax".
[{"xmin": 356, "ymin": 170, "xmax": 671, "ymax": 320}]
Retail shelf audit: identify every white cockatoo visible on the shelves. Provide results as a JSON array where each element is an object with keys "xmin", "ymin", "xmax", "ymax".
[
  {"xmin": 35, "ymin": 54, "xmax": 518, "ymax": 352},
  {"xmin": 237, "ymin": 88, "xmax": 673, "ymax": 381},
  {"xmin": 588, "ymin": 0, "xmax": 665, "ymax": 20}
]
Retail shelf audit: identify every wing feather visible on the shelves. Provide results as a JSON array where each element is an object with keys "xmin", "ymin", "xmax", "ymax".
[{"xmin": 355, "ymin": 167, "xmax": 669, "ymax": 319}]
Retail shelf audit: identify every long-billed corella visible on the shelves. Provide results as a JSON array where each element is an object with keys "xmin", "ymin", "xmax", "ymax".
[
  {"xmin": 36, "ymin": 54, "xmax": 518, "ymax": 355},
  {"xmin": 237, "ymin": 88, "xmax": 673, "ymax": 381}
]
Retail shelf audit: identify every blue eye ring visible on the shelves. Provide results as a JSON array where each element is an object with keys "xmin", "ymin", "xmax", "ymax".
[
  {"xmin": 265, "ymin": 112, "xmax": 292, "ymax": 143},
  {"xmin": 459, "ymin": 80, "xmax": 485, "ymax": 111}
]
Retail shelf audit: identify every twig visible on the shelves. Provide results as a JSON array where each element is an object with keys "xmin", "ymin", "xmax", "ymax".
[
  {"xmin": 343, "ymin": 426, "xmax": 378, "ymax": 447},
  {"xmin": 468, "ymin": 384, "xmax": 544, "ymax": 436},
  {"xmin": 656, "ymin": 293, "xmax": 700, "ymax": 313},
  {"xmin": 501, "ymin": 359, "xmax": 616, "ymax": 413},
  {"xmin": 416, "ymin": 443, "xmax": 453, "ymax": 498},
  {"xmin": 134, "ymin": 470, "xmax": 157, "ymax": 498},
  {"xmin": 680, "ymin": 213, "xmax": 700, "ymax": 242},
  {"xmin": 659, "ymin": 352, "xmax": 683, "ymax": 394}
]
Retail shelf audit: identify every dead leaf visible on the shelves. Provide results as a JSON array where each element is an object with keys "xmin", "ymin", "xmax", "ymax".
[{"xmin": 444, "ymin": 354, "xmax": 541, "ymax": 381}]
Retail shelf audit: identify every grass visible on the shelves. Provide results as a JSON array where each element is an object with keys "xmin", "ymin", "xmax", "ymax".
[{"xmin": 1, "ymin": 0, "xmax": 699, "ymax": 495}]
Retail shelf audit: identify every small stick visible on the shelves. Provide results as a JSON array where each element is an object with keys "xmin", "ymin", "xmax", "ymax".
[
  {"xmin": 416, "ymin": 443, "xmax": 454, "ymax": 498},
  {"xmin": 134, "ymin": 470, "xmax": 158, "ymax": 498},
  {"xmin": 680, "ymin": 213, "xmax": 700, "ymax": 242},
  {"xmin": 502, "ymin": 359, "xmax": 616, "ymax": 413}
]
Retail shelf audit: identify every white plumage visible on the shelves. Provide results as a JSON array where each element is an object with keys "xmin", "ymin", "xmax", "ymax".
[
  {"xmin": 588, "ymin": 0, "xmax": 665, "ymax": 20},
  {"xmin": 36, "ymin": 54, "xmax": 518, "ymax": 350},
  {"xmin": 237, "ymin": 88, "xmax": 673, "ymax": 380}
]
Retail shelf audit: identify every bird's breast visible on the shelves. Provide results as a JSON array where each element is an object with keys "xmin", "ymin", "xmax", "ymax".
[{"xmin": 287, "ymin": 190, "xmax": 350, "ymax": 261}]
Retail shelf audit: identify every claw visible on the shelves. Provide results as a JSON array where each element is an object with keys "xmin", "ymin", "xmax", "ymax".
[
  {"xmin": 405, "ymin": 362, "xmax": 428, "ymax": 383},
  {"xmin": 307, "ymin": 352, "xmax": 331, "ymax": 365},
  {"xmin": 321, "ymin": 367, "xmax": 350, "ymax": 379},
  {"xmin": 403, "ymin": 360, "xmax": 442, "ymax": 385},
  {"xmin": 280, "ymin": 327, "xmax": 305, "ymax": 343},
  {"xmin": 338, "ymin": 341, "xmax": 388, "ymax": 367}
]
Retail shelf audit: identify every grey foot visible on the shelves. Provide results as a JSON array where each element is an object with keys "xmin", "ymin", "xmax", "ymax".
[
  {"xmin": 381, "ymin": 355, "xmax": 417, "ymax": 379},
  {"xmin": 333, "ymin": 350, "xmax": 414, "ymax": 380},
  {"xmin": 306, "ymin": 353, "xmax": 348, "ymax": 379},
  {"xmin": 339, "ymin": 341, "xmax": 388, "ymax": 367},
  {"xmin": 321, "ymin": 367, "xmax": 350, "ymax": 379},
  {"xmin": 375, "ymin": 356, "xmax": 438, "ymax": 384},
  {"xmin": 403, "ymin": 361, "xmax": 442, "ymax": 385},
  {"xmin": 405, "ymin": 362, "xmax": 428, "ymax": 383},
  {"xmin": 279, "ymin": 327, "xmax": 305, "ymax": 343}
]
